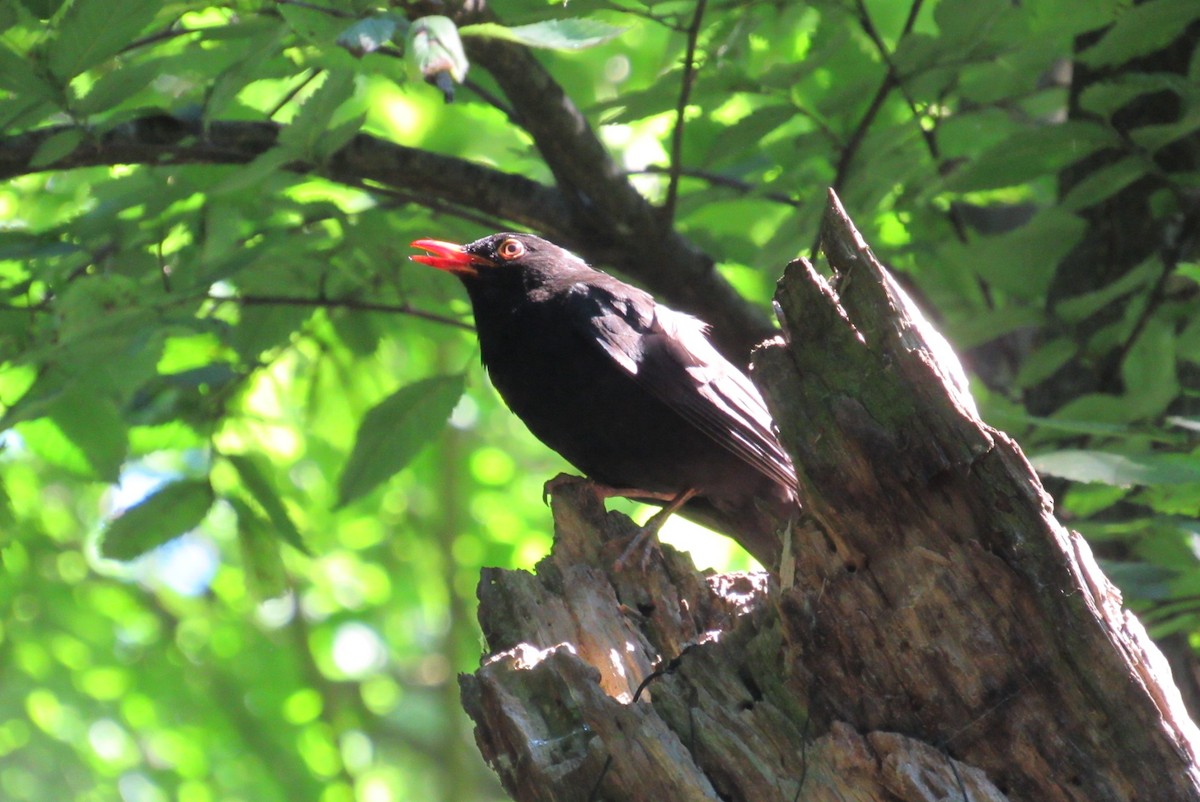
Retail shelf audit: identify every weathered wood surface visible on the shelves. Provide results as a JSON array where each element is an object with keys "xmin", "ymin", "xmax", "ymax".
[{"xmin": 459, "ymin": 194, "xmax": 1200, "ymax": 802}]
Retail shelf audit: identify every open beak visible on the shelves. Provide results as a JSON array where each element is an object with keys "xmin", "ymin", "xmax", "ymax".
[{"xmin": 410, "ymin": 239, "xmax": 493, "ymax": 277}]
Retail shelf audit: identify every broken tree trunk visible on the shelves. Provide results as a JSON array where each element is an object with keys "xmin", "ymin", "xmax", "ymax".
[{"xmin": 458, "ymin": 192, "xmax": 1200, "ymax": 802}]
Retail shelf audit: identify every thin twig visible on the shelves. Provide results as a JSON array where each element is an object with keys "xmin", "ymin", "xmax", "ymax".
[
  {"xmin": 211, "ymin": 292, "xmax": 476, "ymax": 330},
  {"xmin": 663, "ymin": 0, "xmax": 707, "ymax": 226},
  {"xmin": 344, "ymin": 179, "xmax": 509, "ymax": 231},
  {"xmin": 120, "ymin": 21, "xmax": 199, "ymax": 55},
  {"xmin": 812, "ymin": 0, "xmax": 925, "ymax": 257},
  {"xmin": 462, "ymin": 79, "xmax": 519, "ymax": 122},
  {"xmin": 632, "ymin": 165, "xmax": 802, "ymax": 207},
  {"xmin": 268, "ymin": 69, "xmax": 323, "ymax": 120},
  {"xmin": 854, "ymin": 0, "xmax": 968, "ymax": 251}
]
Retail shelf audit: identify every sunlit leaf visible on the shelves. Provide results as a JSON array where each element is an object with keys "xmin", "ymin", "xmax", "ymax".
[
  {"xmin": 226, "ymin": 453, "xmax": 308, "ymax": 554},
  {"xmin": 29, "ymin": 128, "xmax": 83, "ymax": 168},
  {"xmin": 100, "ymin": 479, "xmax": 215, "ymax": 561},
  {"xmin": 75, "ymin": 58, "xmax": 167, "ymax": 116},
  {"xmin": 337, "ymin": 374, "xmax": 465, "ymax": 507},
  {"xmin": 14, "ymin": 389, "xmax": 127, "ymax": 480},
  {"xmin": 336, "ymin": 15, "xmax": 401, "ymax": 57},
  {"xmin": 1032, "ymin": 450, "xmax": 1200, "ymax": 487},
  {"xmin": 459, "ymin": 19, "xmax": 627, "ymax": 51},
  {"xmin": 279, "ymin": 69, "xmax": 355, "ymax": 158},
  {"xmin": 45, "ymin": 0, "xmax": 160, "ymax": 80},
  {"xmin": 232, "ymin": 498, "xmax": 289, "ymax": 599}
]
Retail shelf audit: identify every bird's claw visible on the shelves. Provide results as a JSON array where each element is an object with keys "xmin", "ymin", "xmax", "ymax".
[{"xmin": 542, "ymin": 473, "xmax": 590, "ymax": 506}]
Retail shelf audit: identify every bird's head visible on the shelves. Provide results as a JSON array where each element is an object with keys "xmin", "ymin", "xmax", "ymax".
[{"xmin": 409, "ymin": 233, "xmax": 581, "ymax": 281}]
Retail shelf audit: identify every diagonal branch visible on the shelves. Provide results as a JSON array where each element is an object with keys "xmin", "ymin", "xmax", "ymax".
[
  {"xmin": 0, "ymin": 114, "xmax": 575, "ymax": 238},
  {"xmin": 458, "ymin": 5, "xmax": 777, "ymax": 362},
  {"xmin": 809, "ymin": 0, "xmax": 930, "ymax": 257},
  {"xmin": 0, "ymin": 106, "xmax": 774, "ymax": 361},
  {"xmin": 663, "ymin": 0, "xmax": 708, "ymax": 226}
]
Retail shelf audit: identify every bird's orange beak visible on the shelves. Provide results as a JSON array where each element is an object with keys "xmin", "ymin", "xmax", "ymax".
[{"xmin": 410, "ymin": 239, "xmax": 493, "ymax": 277}]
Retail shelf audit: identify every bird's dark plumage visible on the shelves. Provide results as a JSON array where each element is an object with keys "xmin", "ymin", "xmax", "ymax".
[{"xmin": 410, "ymin": 233, "xmax": 796, "ymax": 565}]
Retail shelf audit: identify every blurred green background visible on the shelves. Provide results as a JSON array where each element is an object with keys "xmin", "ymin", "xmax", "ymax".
[{"xmin": 1, "ymin": 0, "xmax": 1198, "ymax": 800}]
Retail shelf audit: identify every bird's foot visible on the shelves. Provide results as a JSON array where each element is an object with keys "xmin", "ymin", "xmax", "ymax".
[{"xmin": 542, "ymin": 473, "xmax": 590, "ymax": 505}]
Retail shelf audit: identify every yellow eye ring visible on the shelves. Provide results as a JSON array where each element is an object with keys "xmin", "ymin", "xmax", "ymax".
[{"xmin": 497, "ymin": 238, "xmax": 526, "ymax": 260}]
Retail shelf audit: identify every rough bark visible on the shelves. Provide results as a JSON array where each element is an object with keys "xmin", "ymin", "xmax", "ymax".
[{"xmin": 459, "ymin": 193, "xmax": 1200, "ymax": 802}]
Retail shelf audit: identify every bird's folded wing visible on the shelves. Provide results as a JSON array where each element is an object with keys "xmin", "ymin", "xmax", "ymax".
[{"xmin": 564, "ymin": 285, "xmax": 797, "ymax": 492}]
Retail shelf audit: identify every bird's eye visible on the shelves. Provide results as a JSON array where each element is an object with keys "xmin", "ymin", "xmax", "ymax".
[{"xmin": 497, "ymin": 238, "xmax": 526, "ymax": 260}]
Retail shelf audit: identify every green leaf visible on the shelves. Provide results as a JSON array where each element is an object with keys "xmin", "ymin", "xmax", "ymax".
[
  {"xmin": 1055, "ymin": 258, "xmax": 1158, "ymax": 321},
  {"xmin": 0, "ymin": 42, "xmax": 59, "ymax": 99},
  {"xmin": 278, "ymin": 69, "xmax": 355, "ymax": 158},
  {"xmin": 337, "ymin": 374, "xmax": 465, "ymax": 507},
  {"xmin": 226, "ymin": 453, "xmax": 308, "ymax": 554},
  {"xmin": 1078, "ymin": 0, "xmax": 1200, "ymax": 68},
  {"xmin": 1120, "ymin": 315, "xmax": 1178, "ymax": 419},
  {"xmin": 29, "ymin": 128, "xmax": 83, "ymax": 168},
  {"xmin": 1061, "ymin": 482, "xmax": 1130, "ymax": 518},
  {"xmin": 278, "ymin": 1, "xmax": 346, "ymax": 45},
  {"xmin": 205, "ymin": 21, "xmax": 289, "ymax": 119},
  {"xmin": 1060, "ymin": 156, "xmax": 1146, "ymax": 212},
  {"xmin": 18, "ymin": 0, "xmax": 68, "ymax": 19},
  {"xmin": 1014, "ymin": 338, "xmax": 1077, "ymax": 388},
  {"xmin": 100, "ymin": 479, "xmax": 215, "ymax": 561},
  {"xmin": 949, "ymin": 208, "xmax": 1084, "ymax": 300},
  {"xmin": 231, "ymin": 498, "xmax": 288, "ymax": 599},
  {"xmin": 945, "ymin": 121, "xmax": 1120, "ymax": 192},
  {"xmin": 74, "ymin": 58, "xmax": 166, "ymax": 116},
  {"xmin": 1129, "ymin": 102, "xmax": 1200, "ymax": 154},
  {"xmin": 315, "ymin": 112, "xmax": 366, "ymax": 162},
  {"xmin": 709, "ymin": 105, "xmax": 797, "ymax": 164},
  {"xmin": 1078, "ymin": 73, "xmax": 1193, "ymax": 119},
  {"xmin": 336, "ymin": 15, "xmax": 401, "ymax": 57},
  {"xmin": 46, "ymin": 0, "xmax": 161, "ymax": 80},
  {"xmin": 1032, "ymin": 450, "xmax": 1200, "ymax": 487},
  {"xmin": 210, "ymin": 147, "xmax": 294, "ymax": 196},
  {"xmin": 1100, "ymin": 560, "xmax": 1177, "ymax": 601},
  {"xmin": 933, "ymin": 0, "xmax": 1012, "ymax": 43},
  {"xmin": 408, "ymin": 15, "xmax": 469, "ymax": 94},
  {"xmin": 14, "ymin": 389, "xmax": 127, "ymax": 480},
  {"xmin": 459, "ymin": 19, "xmax": 627, "ymax": 51}
]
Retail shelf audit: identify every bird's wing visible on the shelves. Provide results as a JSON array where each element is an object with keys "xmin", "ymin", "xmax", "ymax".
[{"xmin": 561, "ymin": 282, "xmax": 797, "ymax": 492}]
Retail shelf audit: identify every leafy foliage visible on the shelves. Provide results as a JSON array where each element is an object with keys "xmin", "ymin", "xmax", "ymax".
[{"xmin": 0, "ymin": 0, "xmax": 1197, "ymax": 799}]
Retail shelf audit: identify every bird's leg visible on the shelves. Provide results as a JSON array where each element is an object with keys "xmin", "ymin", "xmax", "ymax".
[{"xmin": 614, "ymin": 487, "xmax": 698, "ymax": 571}]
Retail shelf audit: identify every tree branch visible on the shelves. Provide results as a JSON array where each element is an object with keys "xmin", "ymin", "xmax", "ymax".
[
  {"xmin": 663, "ymin": 0, "xmax": 707, "ymax": 226},
  {"xmin": 0, "ymin": 105, "xmax": 775, "ymax": 362},
  {"xmin": 212, "ymin": 293, "xmax": 475, "ymax": 331},
  {"xmin": 0, "ymin": 115, "xmax": 576, "ymax": 239},
  {"xmin": 459, "ymin": 8, "xmax": 777, "ymax": 362}
]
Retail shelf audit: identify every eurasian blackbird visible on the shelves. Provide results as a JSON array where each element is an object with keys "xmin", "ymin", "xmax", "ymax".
[{"xmin": 410, "ymin": 233, "xmax": 797, "ymax": 566}]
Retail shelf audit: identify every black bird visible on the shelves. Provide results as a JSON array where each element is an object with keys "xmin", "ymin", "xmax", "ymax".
[{"xmin": 410, "ymin": 233, "xmax": 797, "ymax": 566}]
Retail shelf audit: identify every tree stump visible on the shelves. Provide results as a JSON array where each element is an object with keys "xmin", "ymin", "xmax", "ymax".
[{"xmin": 459, "ymin": 193, "xmax": 1200, "ymax": 802}]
